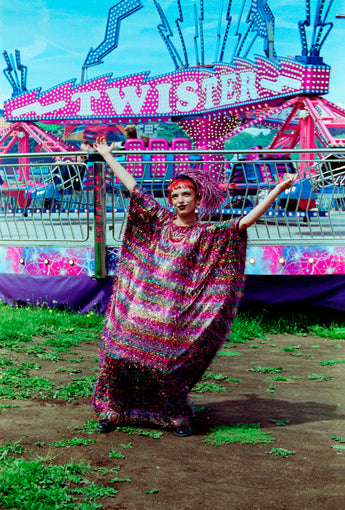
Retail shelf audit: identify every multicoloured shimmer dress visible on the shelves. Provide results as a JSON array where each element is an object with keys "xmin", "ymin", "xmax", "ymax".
[{"xmin": 91, "ymin": 185, "xmax": 247, "ymax": 429}]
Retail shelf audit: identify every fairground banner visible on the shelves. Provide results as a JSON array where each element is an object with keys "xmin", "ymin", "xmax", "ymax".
[{"xmin": 4, "ymin": 57, "xmax": 330, "ymax": 123}]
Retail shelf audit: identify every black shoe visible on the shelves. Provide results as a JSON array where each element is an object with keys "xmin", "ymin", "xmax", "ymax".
[
  {"xmin": 173, "ymin": 426, "xmax": 191, "ymax": 437},
  {"xmin": 96, "ymin": 420, "xmax": 117, "ymax": 433}
]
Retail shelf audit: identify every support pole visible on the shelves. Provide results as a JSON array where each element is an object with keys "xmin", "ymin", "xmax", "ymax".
[{"xmin": 93, "ymin": 161, "xmax": 107, "ymax": 278}]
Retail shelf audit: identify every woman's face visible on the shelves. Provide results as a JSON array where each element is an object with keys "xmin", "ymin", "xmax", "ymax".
[{"xmin": 170, "ymin": 185, "xmax": 198, "ymax": 220}]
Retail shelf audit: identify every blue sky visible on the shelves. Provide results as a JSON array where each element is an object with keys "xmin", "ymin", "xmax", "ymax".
[{"xmin": 1, "ymin": 0, "xmax": 344, "ymax": 109}]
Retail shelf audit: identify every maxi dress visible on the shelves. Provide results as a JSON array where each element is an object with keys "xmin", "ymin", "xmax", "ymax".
[{"xmin": 91, "ymin": 185, "xmax": 247, "ymax": 429}]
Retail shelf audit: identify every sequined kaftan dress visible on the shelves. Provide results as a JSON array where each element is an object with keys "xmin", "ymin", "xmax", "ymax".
[{"xmin": 91, "ymin": 185, "xmax": 247, "ymax": 429}]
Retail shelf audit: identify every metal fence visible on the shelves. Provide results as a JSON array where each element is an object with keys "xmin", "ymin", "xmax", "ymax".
[
  {"xmin": 0, "ymin": 155, "xmax": 90, "ymax": 245},
  {"xmin": 1, "ymin": 148, "xmax": 345, "ymax": 248}
]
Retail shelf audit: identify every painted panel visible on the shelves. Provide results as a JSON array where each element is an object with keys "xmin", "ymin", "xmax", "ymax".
[{"xmin": 2, "ymin": 245, "xmax": 345, "ymax": 276}]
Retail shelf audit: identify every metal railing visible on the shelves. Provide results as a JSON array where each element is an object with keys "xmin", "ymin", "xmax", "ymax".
[
  {"xmin": 1, "ymin": 148, "xmax": 345, "ymax": 248},
  {"xmin": 0, "ymin": 155, "xmax": 90, "ymax": 245}
]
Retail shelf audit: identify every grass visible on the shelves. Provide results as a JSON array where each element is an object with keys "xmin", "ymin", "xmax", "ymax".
[
  {"xmin": 192, "ymin": 381, "xmax": 227, "ymax": 393},
  {"xmin": 0, "ymin": 457, "xmax": 117, "ymax": 509},
  {"xmin": 0, "ymin": 302, "xmax": 102, "ymax": 353},
  {"xmin": 266, "ymin": 384, "xmax": 276, "ymax": 393},
  {"xmin": 203, "ymin": 424, "xmax": 275, "ymax": 446},
  {"xmin": 115, "ymin": 426, "xmax": 164, "ymax": 439},
  {"xmin": 72, "ymin": 420, "xmax": 98, "ymax": 435},
  {"xmin": 309, "ymin": 325, "xmax": 345, "ymax": 339},
  {"xmin": 1, "ymin": 301, "xmax": 345, "ymax": 506},
  {"xmin": 232, "ymin": 304, "xmax": 345, "ymax": 342},
  {"xmin": 308, "ymin": 373, "xmax": 334, "ymax": 381},
  {"xmin": 46, "ymin": 438, "xmax": 97, "ymax": 448},
  {"xmin": 227, "ymin": 377, "xmax": 242, "ymax": 383},
  {"xmin": 202, "ymin": 371, "xmax": 227, "ymax": 380},
  {"xmin": 0, "ymin": 364, "xmax": 56, "ymax": 399},
  {"xmin": 2, "ymin": 301, "xmax": 345, "ymax": 351},
  {"xmin": 0, "ymin": 437, "xmax": 118, "ymax": 508},
  {"xmin": 0, "ymin": 403, "xmax": 19, "ymax": 412},
  {"xmin": 96, "ymin": 467, "xmax": 121, "ymax": 475},
  {"xmin": 248, "ymin": 366, "xmax": 284, "ymax": 374},
  {"xmin": 0, "ymin": 438, "xmax": 26, "ymax": 456},
  {"xmin": 0, "ymin": 366, "xmax": 96, "ymax": 401},
  {"xmin": 230, "ymin": 314, "xmax": 267, "ymax": 343},
  {"xmin": 320, "ymin": 359, "xmax": 345, "ymax": 366},
  {"xmin": 332, "ymin": 436, "xmax": 345, "ymax": 443},
  {"xmin": 270, "ymin": 376, "xmax": 288, "ymax": 382},
  {"xmin": 119, "ymin": 442, "xmax": 133, "ymax": 449},
  {"xmin": 331, "ymin": 436, "xmax": 345, "ymax": 451},
  {"xmin": 280, "ymin": 345, "xmax": 300, "ymax": 352},
  {"xmin": 217, "ymin": 350, "xmax": 243, "ymax": 357},
  {"xmin": 291, "ymin": 352, "xmax": 313, "ymax": 358},
  {"xmin": 269, "ymin": 447, "xmax": 296, "ymax": 458},
  {"xmin": 48, "ymin": 376, "xmax": 96, "ymax": 401},
  {"xmin": 270, "ymin": 419, "xmax": 290, "ymax": 426},
  {"xmin": 109, "ymin": 476, "xmax": 132, "ymax": 483},
  {"xmin": 109, "ymin": 450, "xmax": 126, "ymax": 459}
]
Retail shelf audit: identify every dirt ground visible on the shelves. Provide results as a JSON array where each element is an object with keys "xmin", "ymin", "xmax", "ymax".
[{"xmin": 1, "ymin": 332, "xmax": 345, "ymax": 510}]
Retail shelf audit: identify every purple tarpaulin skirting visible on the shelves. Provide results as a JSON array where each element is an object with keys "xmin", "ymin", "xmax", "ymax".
[
  {"xmin": 242, "ymin": 275, "xmax": 345, "ymax": 311},
  {"xmin": 0, "ymin": 274, "xmax": 114, "ymax": 314},
  {"xmin": 0, "ymin": 273, "xmax": 345, "ymax": 313}
]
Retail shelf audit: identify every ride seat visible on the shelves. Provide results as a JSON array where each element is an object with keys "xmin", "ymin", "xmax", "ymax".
[
  {"xmin": 124, "ymin": 138, "xmax": 146, "ymax": 182},
  {"xmin": 148, "ymin": 138, "xmax": 169, "ymax": 178},
  {"xmin": 170, "ymin": 138, "xmax": 191, "ymax": 174}
]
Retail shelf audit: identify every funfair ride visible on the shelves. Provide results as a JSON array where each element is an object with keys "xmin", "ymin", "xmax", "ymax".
[
  {"xmin": 2, "ymin": 0, "xmax": 345, "ymax": 312},
  {"xmin": 4, "ymin": 1, "xmax": 342, "ymax": 151}
]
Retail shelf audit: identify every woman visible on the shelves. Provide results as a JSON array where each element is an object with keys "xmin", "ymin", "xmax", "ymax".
[{"xmin": 91, "ymin": 137, "xmax": 296, "ymax": 437}]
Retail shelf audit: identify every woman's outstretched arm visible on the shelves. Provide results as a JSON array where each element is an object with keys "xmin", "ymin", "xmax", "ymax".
[
  {"xmin": 238, "ymin": 175, "xmax": 297, "ymax": 231},
  {"xmin": 93, "ymin": 136, "xmax": 137, "ymax": 192}
]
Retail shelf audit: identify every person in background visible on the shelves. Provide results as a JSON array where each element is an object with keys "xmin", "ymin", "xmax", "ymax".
[
  {"xmin": 140, "ymin": 135, "xmax": 150, "ymax": 147},
  {"xmin": 78, "ymin": 139, "xmax": 112, "ymax": 189},
  {"xmin": 124, "ymin": 124, "xmax": 138, "ymax": 140},
  {"xmin": 80, "ymin": 140, "xmax": 93, "ymax": 155},
  {"xmin": 90, "ymin": 136, "xmax": 296, "ymax": 437},
  {"xmin": 111, "ymin": 124, "xmax": 140, "ymax": 150}
]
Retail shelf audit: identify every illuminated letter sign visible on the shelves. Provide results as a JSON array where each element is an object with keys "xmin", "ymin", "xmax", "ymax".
[{"xmin": 4, "ymin": 57, "xmax": 330, "ymax": 122}]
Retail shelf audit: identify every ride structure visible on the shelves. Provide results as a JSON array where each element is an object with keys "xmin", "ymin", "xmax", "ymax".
[
  {"xmin": 3, "ymin": 1, "xmax": 339, "ymax": 151},
  {"xmin": 2, "ymin": 0, "xmax": 345, "ymax": 312}
]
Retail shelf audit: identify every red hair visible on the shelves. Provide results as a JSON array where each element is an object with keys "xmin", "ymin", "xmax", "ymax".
[{"xmin": 167, "ymin": 177, "xmax": 198, "ymax": 205}]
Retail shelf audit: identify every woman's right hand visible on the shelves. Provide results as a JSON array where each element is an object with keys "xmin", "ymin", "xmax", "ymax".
[
  {"xmin": 93, "ymin": 136, "xmax": 115, "ymax": 156},
  {"xmin": 92, "ymin": 136, "xmax": 137, "ymax": 192}
]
